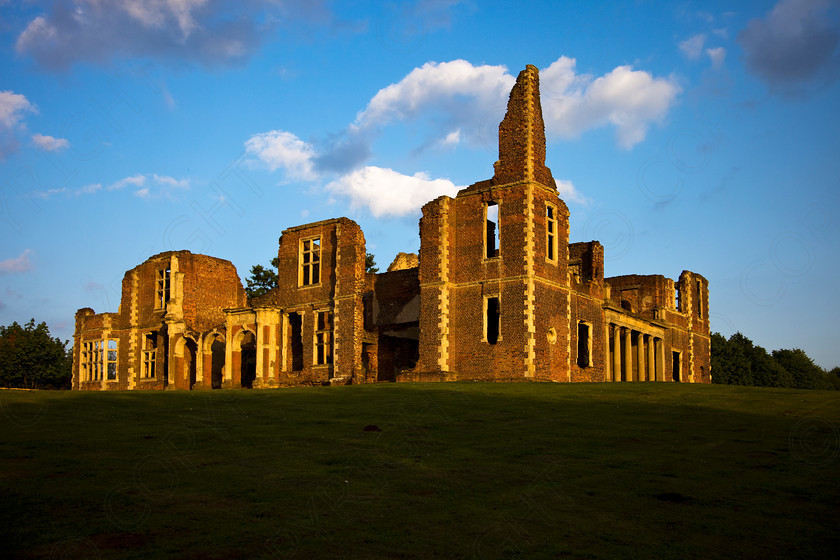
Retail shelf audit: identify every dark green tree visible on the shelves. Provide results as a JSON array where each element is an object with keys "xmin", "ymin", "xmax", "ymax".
[
  {"xmin": 0, "ymin": 319, "xmax": 71, "ymax": 389},
  {"xmin": 245, "ymin": 257, "xmax": 279, "ymax": 300},
  {"xmin": 772, "ymin": 348, "xmax": 832, "ymax": 390},
  {"xmin": 827, "ymin": 367, "xmax": 840, "ymax": 390},
  {"xmin": 365, "ymin": 252, "xmax": 378, "ymax": 274},
  {"xmin": 750, "ymin": 346, "xmax": 793, "ymax": 388},
  {"xmin": 711, "ymin": 332, "xmax": 753, "ymax": 386}
]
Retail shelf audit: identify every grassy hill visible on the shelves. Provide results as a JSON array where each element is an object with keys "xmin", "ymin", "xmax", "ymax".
[{"xmin": 1, "ymin": 383, "xmax": 838, "ymax": 559}]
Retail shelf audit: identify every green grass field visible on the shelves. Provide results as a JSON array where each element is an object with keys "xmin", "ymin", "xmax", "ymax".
[{"xmin": 1, "ymin": 383, "xmax": 838, "ymax": 559}]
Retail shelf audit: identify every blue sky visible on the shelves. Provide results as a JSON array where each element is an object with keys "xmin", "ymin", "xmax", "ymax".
[{"xmin": 1, "ymin": 0, "xmax": 838, "ymax": 369}]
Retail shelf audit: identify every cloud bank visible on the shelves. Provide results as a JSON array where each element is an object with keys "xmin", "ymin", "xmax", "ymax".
[
  {"xmin": 738, "ymin": 0, "xmax": 840, "ymax": 93},
  {"xmin": 246, "ymin": 57, "xmax": 679, "ymax": 215},
  {"xmin": 15, "ymin": 0, "xmax": 338, "ymax": 71}
]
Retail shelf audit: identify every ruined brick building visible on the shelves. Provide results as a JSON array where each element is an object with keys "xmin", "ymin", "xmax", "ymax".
[{"xmin": 72, "ymin": 65, "xmax": 711, "ymax": 390}]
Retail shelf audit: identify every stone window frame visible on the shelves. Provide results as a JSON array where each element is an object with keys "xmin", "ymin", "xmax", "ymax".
[
  {"xmin": 156, "ymin": 267, "xmax": 171, "ymax": 309},
  {"xmin": 105, "ymin": 339, "xmax": 118, "ymax": 381},
  {"xmin": 545, "ymin": 202, "xmax": 558, "ymax": 264},
  {"xmin": 299, "ymin": 235, "xmax": 321, "ymax": 287},
  {"xmin": 483, "ymin": 295, "xmax": 502, "ymax": 344},
  {"xmin": 142, "ymin": 333, "xmax": 157, "ymax": 378},
  {"xmin": 81, "ymin": 340, "xmax": 102, "ymax": 381},
  {"xmin": 577, "ymin": 321, "xmax": 592, "ymax": 368},
  {"xmin": 80, "ymin": 339, "xmax": 117, "ymax": 382},
  {"xmin": 484, "ymin": 201, "xmax": 501, "ymax": 260},
  {"xmin": 313, "ymin": 309, "xmax": 333, "ymax": 366}
]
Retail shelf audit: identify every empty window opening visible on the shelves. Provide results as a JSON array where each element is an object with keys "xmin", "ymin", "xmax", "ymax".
[
  {"xmin": 577, "ymin": 322, "xmax": 591, "ymax": 368},
  {"xmin": 106, "ymin": 339, "xmax": 118, "ymax": 381},
  {"xmin": 621, "ymin": 300, "xmax": 632, "ymax": 312},
  {"xmin": 546, "ymin": 205, "xmax": 557, "ymax": 262},
  {"xmin": 240, "ymin": 332, "xmax": 257, "ymax": 388},
  {"xmin": 210, "ymin": 338, "xmax": 225, "ymax": 389},
  {"xmin": 569, "ymin": 263, "xmax": 581, "ymax": 283},
  {"xmin": 696, "ymin": 280, "xmax": 702, "ymax": 317},
  {"xmin": 300, "ymin": 237, "xmax": 321, "ymax": 286},
  {"xmin": 157, "ymin": 267, "xmax": 171, "ymax": 309},
  {"xmin": 486, "ymin": 297, "xmax": 501, "ymax": 344},
  {"xmin": 289, "ymin": 313, "xmax": 304, "ymax": 371},
  {"xmin": 143, "ymin": 333, "xmax": 157, "ymax": 378},
  {"xmin": 672, "ymin": 351, "xmax": 681, "ymax": 382},
  {"xmin": 314, "ymin": 311, "xmax": 333, "ymax": 366},
  {"xmin": 674, "ymin": 286, "xmax": 681, "ymax": 311},
  {"xmin": 485, "ymin": 202, "xmax": 500, "ymax": 259}
]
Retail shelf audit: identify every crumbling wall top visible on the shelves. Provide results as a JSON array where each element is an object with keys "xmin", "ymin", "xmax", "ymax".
[{"xmin": 492, "ymin": 65, "xmax": 556, "ymax": 189}]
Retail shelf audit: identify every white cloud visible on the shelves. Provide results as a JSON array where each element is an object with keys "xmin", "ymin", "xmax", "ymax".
[
  {"xmin": 437, "ymin": 129, "xmax": 461, "ymax": 148},
  {"xmin": 245, "ymin": 130, "xmax": 317, "ymax": 180},
  {"xmin": 354, "ymin": 59, "xmax": 513, "ymax": 144},
  {"xmin": 679, "ymin": 34, "xmax": 707, "ymax": 59},
  {"xmin": 326, "ymin": 166, "xmax": 461, "ymax": 217},
  {"xmin": 706, "ymin": 47, "xmax": 727, "ymax": 69},
  {"xmin": 0, "ymin": 249, "xmax": 33, "ymax": 276},
  {"xmin": 555, "ymin": 179, "xmax": 589, "ymax": 205},
  {"xmin": 32, "ymin": 188, "xmax": 67, "ymax": 200},
  {"xmin": 540, "ymin": 57, "xmax": 682, "ymax": 149},
  {"xmin": 109, "ymin": 174, "xmax": 147, "ymax": 190},
  {"xmin": 152, "ymin": 173, "xmax": 190, "ymax": 189},
  {"xmin": 32, "ymin": 133, "xmax": 70, "ymax": 151},
  {"xmin": 0, "ymin": 90, "xmax": 38, "ymax": 157},
  {"xmin": 0, "ymin": 91, "xmax": 37, "ymax": 129},
  {"xmin": 107, "ymin": 173, "xmax": 187, "ymax": 198},
  {"xmin": 76, "ymin": 183, "xmax": 102, "ymax": 196}
]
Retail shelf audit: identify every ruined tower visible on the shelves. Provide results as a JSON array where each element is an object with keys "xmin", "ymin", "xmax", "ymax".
[{"xmin": 416, "ymin": 65, "xmax": 574, "ymax": 380}]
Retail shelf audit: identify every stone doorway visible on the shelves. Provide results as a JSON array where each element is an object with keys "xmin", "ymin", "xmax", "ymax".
[{"xmin": 240, "ymin": 331, "xmax": 257, "ymax": 388}]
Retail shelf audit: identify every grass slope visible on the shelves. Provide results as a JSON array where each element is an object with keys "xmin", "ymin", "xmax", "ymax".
[{"xmin": 1, "ymin": 383, "xmax": 838, "ymax": 559}]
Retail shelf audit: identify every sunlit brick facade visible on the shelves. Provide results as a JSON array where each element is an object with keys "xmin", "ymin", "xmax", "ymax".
[{"xmin": 73, "ymin": 66, "xmax": 710, "ymax": 390}]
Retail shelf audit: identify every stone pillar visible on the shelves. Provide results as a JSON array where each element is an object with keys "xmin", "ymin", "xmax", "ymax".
[
  {"xmin": 624, "ymin": 328, "xmax": 633, "ymax": 382},
  {"xmin": 647, "ymin": 335, "xmax": 655, "ymax": 382},
  {"xmin": 637, "ymin": 334, "xmax": 646, "ymax": 382},
  {"xmin": 612, "ymin": 325, "xmax": 621, "ymax": 382},
  {"xmin": 656, "ymin": 338, "xmax": 665, "ymax": 382},
  {"xmin": 605, "ymin": 324, "xmax": 612, "ymax": 382}
]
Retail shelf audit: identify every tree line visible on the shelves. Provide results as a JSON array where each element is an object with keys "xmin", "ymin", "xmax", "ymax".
[
  {"xmin": 0, "ymin": 319, "xmax": 71, "ymax": 389},
  {"xmin": 711, "ymin": 332, "xmax": 839, "ymax": 390}
]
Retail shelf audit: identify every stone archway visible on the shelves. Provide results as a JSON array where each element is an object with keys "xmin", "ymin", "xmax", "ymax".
[{"xmin": 206, "ymin": 334, "xmax": 225, "ymax": 390}]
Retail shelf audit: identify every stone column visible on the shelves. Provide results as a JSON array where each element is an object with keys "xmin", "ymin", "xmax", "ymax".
[
  {"xmin": 605, "ymin": 324, "xmax": 612, "ymax": 382},
  {"xmin": 647, "ymin": 335, "xmax": 655, "ymax": 382},
  {"xmin": 624, "ymin": 328, "xmax": 633, "ymax": 382},
  {"xmin": 655, "ymin": 338, "xmax": 665, "ymax": 382},
  {"xmin": 612, "ymin": 325, "xmax": 621, "ymax": 382},
  {"xmin": 637, "ymin": 334, "xmax": 646, "ymax": 382}
]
